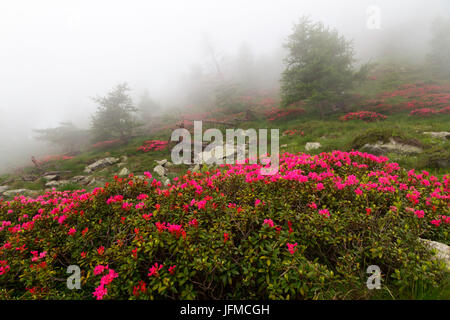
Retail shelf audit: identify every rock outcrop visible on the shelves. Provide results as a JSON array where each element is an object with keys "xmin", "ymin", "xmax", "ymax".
[
  {"xmin": 420, "ymin": 238, "xmax": 450, "ymax": 269},
  {"xmin": 3, "ymin": 189, "xmax": 38, "ymax": 197},
  {"xmin": 423, "ymin": 132, "xmax": 450, "ymax": 139},
  {"xmin": 84, "ymin": 157, "xmax": 120, "ymax": 173},
  {"xmin": 0, "ymin": 186, "xmax": 9, "ymax": 194},
  {"xmin": 305, "ymin": 142, "xmax": 322, "ymax": 151},
  {"xmin": 118, "ymin": 167, "xmax": 130, "ymax": 177},
  {"xmin": 362, "ymin": 138, "xmax": 422, "ymax": 155},
  {"xmin": 45, "ymin": 180, "xmax": 70, "ymax": 188}
]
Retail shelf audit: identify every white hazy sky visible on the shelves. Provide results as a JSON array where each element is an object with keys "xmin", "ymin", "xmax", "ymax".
[{"xmin": 0, "ymin": 0, "xmax": 448, "ymax": 169}]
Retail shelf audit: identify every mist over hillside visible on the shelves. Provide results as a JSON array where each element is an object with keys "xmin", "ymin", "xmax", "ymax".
[{"xmin": 0, "ymin": 0, "xmax": 449, "ymax": 171}]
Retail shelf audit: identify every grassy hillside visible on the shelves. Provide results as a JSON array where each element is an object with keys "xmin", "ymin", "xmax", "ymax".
[
  {"xmin": 2, "ymin": 65, "xmax": 449, "ymax": 192},
  {"xmin": 0, "ymin": 64, "xmax": 449, "ymax": 300}
]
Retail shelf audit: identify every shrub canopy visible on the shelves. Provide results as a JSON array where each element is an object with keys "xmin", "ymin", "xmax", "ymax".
[{"xmin": 0, "ymin": 151, "xmax": 448, "ymax": 299}]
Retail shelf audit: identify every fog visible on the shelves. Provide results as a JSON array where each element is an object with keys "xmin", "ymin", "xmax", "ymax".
[{"xmin": 0, "ymin": 0, "xmax": 449, "ymax": 172}]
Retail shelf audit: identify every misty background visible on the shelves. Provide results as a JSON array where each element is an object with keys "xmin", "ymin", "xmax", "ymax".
[{"xmin": 1, "ymin": 0, "xmax": 449, "ymax": 172}]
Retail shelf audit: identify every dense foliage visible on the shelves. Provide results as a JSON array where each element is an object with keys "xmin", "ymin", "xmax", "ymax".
[{"xmin": 0, "ymin": 151, "xmax": 448, "ymax": 300}]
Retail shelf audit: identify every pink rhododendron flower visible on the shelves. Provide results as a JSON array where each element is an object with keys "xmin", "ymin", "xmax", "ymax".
[
  {"xmin": 287, "ymin": 242, "xmax": 298, "ymax": 255},
  {"xmin": 148, "ymin": 263, "xmax": 163, "ymax": 277},
  {"xmin": 318, "ymin": 209, "xmax": 330, "ymax": 218},
  {"xmin": 414, "ymin": 210, "xmax": 425, "ymax": 218},
  {"xmin": 263, "ymin": 219, "xmax": 274, "ymax": 227}
]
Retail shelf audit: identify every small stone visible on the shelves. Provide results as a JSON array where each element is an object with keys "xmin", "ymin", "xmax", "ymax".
[
  {"xmin": 45, "ymin": 180, "xmax": 70, "ymax": 188},
  {"xmin": 71, "ymin": 176, "xmax": 91, "ymax": 185},
  {"xmin": 155, "ymin": 159, "xmax": 168, "ymax": 166},
  {"xmin": 305, "ymin": 142, "xmax": 322, "ymax": 151},
  {"xmin": 118, "ymin": 167, "xmax": 130, "ymax": 177},
  {"xmin": 43, "ymin": 175, "xmax": 59, "ymax": 181},
  {"xmin": 3, "ymin": 189, "xmax": 37, "ymax": 197},
  {"xmin": 0, "ymin": 186, "xmax": 9, "ymax": 194},
  {"xmin": 84, "ymin": 157, "xmax": 120, "ymax": 173},
  {"xmin": 164, "ymin": 161, "xmax": 173, "ymax": 168},
  {"xmin": 163, "ymin": 178, "xmax": 171, "ymax": 187},
  {"xmin": 423, "ymin": 132, "xmax": 450, "ymax": 139},
  {"xmin": 154, "ymin": 165, "xmax": 166, "ymax": 177}
]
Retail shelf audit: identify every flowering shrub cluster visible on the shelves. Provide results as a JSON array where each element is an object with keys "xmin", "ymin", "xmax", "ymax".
[
  {"xmin": 409, "ymin": 108, "xmax": 438, "ymax": 117},
  {"xmin": 283, "ymin": 129, "xmax": 305, "ymax": 136},
  {"xmin": 92, "ymin": 140, "xmax": 120, "ymax": 149},
  {"xmin": 265, "ymin": 107, "xmax": 306, "ymax": 121},
  {"xmin": 438, "ymin": 106, "xmax": 450, "ymax": 114},
  {"xmin": 39, "ymin": 155, "xmax": 74, "ymax": 163},
  {"xmin": 362, "ymin": 83, "xmax": 450, "ymax": 114},
  {"xmin": 137, "ymin": 140, "xmax": 169, "ymax": 152},
  {"xmin": 339, "ymin": 111, "xmax": 387, "ymax": 122},
  {"xmin": 409, "ymin": 106, "xmax": 450, "ymax": 117},
  {"xmin": 0, "ymin": 151, "xmax": 448, "ymax": 299}
]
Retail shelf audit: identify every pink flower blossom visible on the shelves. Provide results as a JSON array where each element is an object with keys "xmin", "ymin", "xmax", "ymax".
[
  {"xmin": 263, "ymin": 219, "xmax": 274, "ymax": 227},
  {"xmin": 287, "ymin": 242, "xmax": 298, "ymax": 255},
  {"xmin": 148, "ymin": 263, "xmax": 163, "ymax": 277}
]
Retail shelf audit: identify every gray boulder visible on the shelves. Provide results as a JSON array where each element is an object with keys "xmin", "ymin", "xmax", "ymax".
[
  {"xmin": 3, "ymin": 189, "xmax": 38, "ymax": 197},
  {"xmin": 22, "ymin": 175, "xmax": 37, "ymax": 182},
  {"xmin": 43, "ymin": 175, "xmax": 59, "ymax": 181},
  {"xmin": 0, "ymin": 186, "xmax": 9, "ymax": 194},
  {"xmin": 71, "ymin": 176, "xmax": 91, "ymax": 185},
  {"xmin": 45, "ymin": 180, "xmax": 70, "ymax": 188},
  {"xmin": 305, "ymin": 142, "xmax": 322, "ymax": 151},
  {"xmin": 84, "ymin": 157, "xmax": 120, "ymax": 173},
  {"xmin": 362, "ymin": 138, "xmax": 422, "ymax": 155},
  {"xmin": 420, "ymin": 238, "xmax": 450, "ymax": 269},
  {"xmin": 153, "ymin": 165, "xmax": 166, "ymax": 177},
  {"xmin": 155, "ymin": 159, "xmax": 168, "ymax": 166},
  {"xmin": 423, "ymin": 132, "xmax": 450, "ymax": 139},
  {"xmin": 163, "ymin": 178, "xmax": 171, "ymax": 187},
  {"xmin": 118, "ymin": 167, "xmax": 130, "ymax": 177}
]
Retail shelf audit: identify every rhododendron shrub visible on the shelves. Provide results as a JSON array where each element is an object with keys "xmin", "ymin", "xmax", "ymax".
[
  {"xmin": 0, "ymin": 151, "xmax": 448, "ymax": 299},
  {"xmin": 39, "ymin": 155, "xmax": 75, "ymax": 163},
  {"xmin": 339, "ymin": 111, "xmax": 387, "ymax": 122},
  {"xmin": 283, "ymin": 129, "xmax": 304, "ymax": 136},
  {"xmin": 409, "ymin": 108, "xmax": 438, "ymax": 117},
  {"xmin": 92, "ymin": 140, "xmax": 120, "ymax": 149},
  {"xmin": 362, "ymin": 83, "xmax": 450, "ymax": 114},
  {"xmin": 265, "ymin": 107, "xmax": 306, "ymax": 121},
  {"xmin": 137, "ymin": 140, "xmax": 169, "ymax": 152}
]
